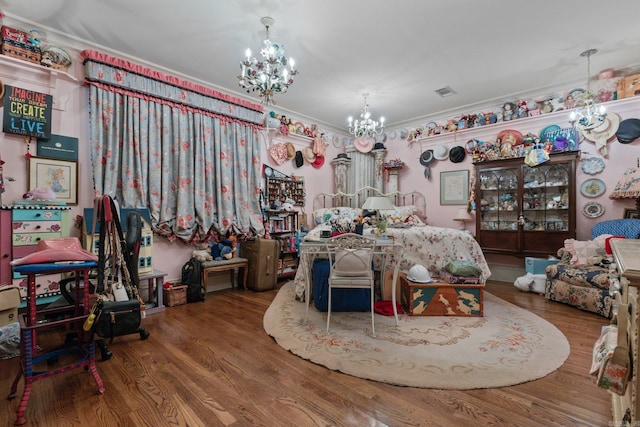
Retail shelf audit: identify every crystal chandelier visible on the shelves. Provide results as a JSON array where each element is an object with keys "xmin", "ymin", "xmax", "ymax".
[
  {"xmin": 348, "ymin": 93, "xmax": 385, "ymax": 139},
  {"xmin": 238, "ymin": 16, "xmax": 298, "ymax": 105},
  {"xmin": 569, "ymin": 49, "xmax": 606, "ymax": 132}
]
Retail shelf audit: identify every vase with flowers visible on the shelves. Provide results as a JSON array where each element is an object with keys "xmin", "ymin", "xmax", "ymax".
[{"xmin": 374, "ymin": 214, "xmax": 388, "ymax": 237}]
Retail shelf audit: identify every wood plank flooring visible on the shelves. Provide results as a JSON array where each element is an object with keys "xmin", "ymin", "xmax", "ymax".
[{"xmin": 0, "ymin": 280, "xmax": 612, "ymax": 427}]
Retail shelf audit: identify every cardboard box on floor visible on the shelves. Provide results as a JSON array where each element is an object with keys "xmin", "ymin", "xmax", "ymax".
[{"xmin": 0, "ymin": 287, "xmax": 21, "ymax": 327}]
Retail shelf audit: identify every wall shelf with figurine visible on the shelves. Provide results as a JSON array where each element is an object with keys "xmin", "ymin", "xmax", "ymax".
[
  {"xmin": 261, "ymin": 114, "xmax": 315, "ymax": 146},
  {"xmin": 0, "ymin": 50, "xmax": 80, "ymax": 111},
  {"xmin": 0, "ymin": 50, "xmax": 77, "ymax": 82},
  {"xmin": 412, "ymin": 96, "xmax": 639, "ymax": 148}
]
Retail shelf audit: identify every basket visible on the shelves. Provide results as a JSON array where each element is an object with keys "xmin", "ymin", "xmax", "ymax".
[{"xmin": 163, "ymin": 285, "xmax": 187, "ymax": 307}]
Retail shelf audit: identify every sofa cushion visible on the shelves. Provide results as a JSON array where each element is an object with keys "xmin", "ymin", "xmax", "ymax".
[
  {"xmin": 544, "ymin": 278, "xmax": 612, "ymax": 318},
  {"xmin": 546, "ymin": 262, "xmax": 611, "ymax": 291}
]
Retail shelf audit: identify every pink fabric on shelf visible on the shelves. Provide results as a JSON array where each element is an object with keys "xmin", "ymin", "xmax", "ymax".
[{"xmin": 10, "ymin": 237, "xmax": 98, "ymax": 266}]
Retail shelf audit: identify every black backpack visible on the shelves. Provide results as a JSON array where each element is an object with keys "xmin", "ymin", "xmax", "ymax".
[{"xmin": 181, "ymin": 258, "xmax": 205, "ymax": 303}]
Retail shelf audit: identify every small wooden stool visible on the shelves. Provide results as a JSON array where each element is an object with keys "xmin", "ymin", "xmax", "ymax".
[{"xmin": 200, "ymin": 257, "xmax": 249, "ymax": 290}]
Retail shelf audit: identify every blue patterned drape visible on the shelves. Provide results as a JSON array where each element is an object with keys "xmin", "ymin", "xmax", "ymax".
[{"xmin": 83, "ymin": 50, "xmax": 265, "ymax": 243}]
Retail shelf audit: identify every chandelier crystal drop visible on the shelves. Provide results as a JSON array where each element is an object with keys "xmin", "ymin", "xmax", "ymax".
[
  {"xmin": 348, "ymin": 93, "xmax": 385, "ymax": 139},
  {"xmin": 569, "ymin": 49, "xmax": 606, "ymax": 132},
  {"xmin": 238, "ymin": 16, "xmax": 298, "ymax": 105}
]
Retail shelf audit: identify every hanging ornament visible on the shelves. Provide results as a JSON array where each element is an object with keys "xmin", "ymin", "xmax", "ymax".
[{"xmin": 24, "ymin": 136, "xmax": 32, "ymax": 159}]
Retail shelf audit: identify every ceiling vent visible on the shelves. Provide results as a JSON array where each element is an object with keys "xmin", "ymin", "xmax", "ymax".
[{"xmin": 434, "ymin": 86, "xmax": 457, "ymax": 97}]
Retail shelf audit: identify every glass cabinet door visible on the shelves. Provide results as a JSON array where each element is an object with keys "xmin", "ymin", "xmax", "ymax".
[
  {"xmin": 522, "ymin": 163, "xmax": 570, "ymax": 232},
  {"xmin": 479, "ymin": 167, "xmax": 519, "ymax": 231}
]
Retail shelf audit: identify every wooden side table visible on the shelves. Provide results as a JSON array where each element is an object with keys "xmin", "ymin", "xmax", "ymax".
[{"xmin": 138, "ymin": 269, "xmax": 167, "ymax": 315}]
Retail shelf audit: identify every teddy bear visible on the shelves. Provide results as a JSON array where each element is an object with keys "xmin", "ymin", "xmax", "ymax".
[
  {"xmin": 192, "ymin": 243, "xmax": 213, "ymax": 262},
  {"xmin": 211, "ymin": 235, "xmax": 237, "ymax": 261}
]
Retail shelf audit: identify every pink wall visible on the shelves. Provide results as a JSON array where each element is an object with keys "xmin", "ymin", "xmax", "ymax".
[
  {"xmin": 2, "ymin": 51, "xmax": 639, "ymax": 281},
  {"xmin": 388, "ymin": 97, "xmax": 640, "ymax": 239}
]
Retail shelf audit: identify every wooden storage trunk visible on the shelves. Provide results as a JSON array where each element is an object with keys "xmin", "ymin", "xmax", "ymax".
[
  {"xmin": 163, "ymin": 285, "xmax": 187, "ymax": 307},
  {"xmin": 400, "ymin": 275, "xmax": 484, "ymax": 316}
]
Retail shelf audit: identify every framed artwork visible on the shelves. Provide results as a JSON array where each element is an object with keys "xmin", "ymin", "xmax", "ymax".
[
  {"xmin": 624, "ymin": 208, "xmax": 638, "ymax": 219},
  {"xmin": 28, "ymin": 157, "xmax": 78, "ymax": 205},
  {"xmin": 440, "ymin": 170, "xmax": 469, "ymax": 205}
]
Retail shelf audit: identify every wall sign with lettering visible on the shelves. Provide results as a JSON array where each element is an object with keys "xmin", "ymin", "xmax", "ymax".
[{"xmin": 2, "ymin": 84, "xmax": 52, "ymax": 139}]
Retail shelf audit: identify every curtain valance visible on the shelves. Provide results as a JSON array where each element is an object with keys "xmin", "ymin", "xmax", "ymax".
[{"xmin": 81, "ymin": 49, "xmax": 264, "ymax": 127}]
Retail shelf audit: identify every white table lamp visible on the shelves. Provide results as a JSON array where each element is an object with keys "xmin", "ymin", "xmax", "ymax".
[
  {"xmin": 453, "ymin": 208, "xmax": 473, "ymax": 230},
  {"xmin": 362, "ymin": 196, "xmax": 394, "ymax": 215}
]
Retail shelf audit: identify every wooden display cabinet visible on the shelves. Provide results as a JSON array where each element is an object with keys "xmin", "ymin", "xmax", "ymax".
[{"xmin": 474, "ymin": 151, "xmax": 578, "ymax": 257}]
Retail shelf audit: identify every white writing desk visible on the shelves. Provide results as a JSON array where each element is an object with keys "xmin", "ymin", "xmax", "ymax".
[{"xmin": 299, "ymin": 237, "xmax": 404, "ymax": 326}]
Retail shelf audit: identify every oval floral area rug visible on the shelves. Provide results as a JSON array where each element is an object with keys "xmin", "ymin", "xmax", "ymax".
[{"xmin": 263, "ymin": 282, "xmax": 570, "ymax": 389}]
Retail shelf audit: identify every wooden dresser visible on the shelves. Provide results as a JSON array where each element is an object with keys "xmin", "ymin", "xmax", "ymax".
[
  {"xmin": 610, "ymin": 239, "xmax": 640, "ymax": 424},
  {"xmin": 0, "ymin": 205, "xmax": 71, "ymax": 304}
]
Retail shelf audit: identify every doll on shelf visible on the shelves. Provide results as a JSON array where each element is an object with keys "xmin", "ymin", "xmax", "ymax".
[{"xmin": 311, "ymin": 124, "xmax": 326, "ymax": 157}]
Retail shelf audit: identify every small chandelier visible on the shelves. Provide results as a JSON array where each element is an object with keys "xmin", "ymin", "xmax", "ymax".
[
  {"xmin": 238, "ymin": 16, "xmax": 298, "ymax": 105},
  {"xmin": 569, "ymin": 49, "xmax": 606, "ymax": 132},
  {"xmin": 348, "ymin": 93, "xmax": 385, "ymax": 139}
]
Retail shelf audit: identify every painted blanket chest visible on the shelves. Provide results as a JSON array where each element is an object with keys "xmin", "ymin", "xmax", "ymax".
[{"xmin": 400, "ymin": 275, "xmax": 484, "ymax": 316}]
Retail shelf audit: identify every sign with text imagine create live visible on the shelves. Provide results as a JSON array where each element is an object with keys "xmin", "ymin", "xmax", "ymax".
[{"xmin": 3, "ymin": 84, "xmax": 52, "ymax": 139}]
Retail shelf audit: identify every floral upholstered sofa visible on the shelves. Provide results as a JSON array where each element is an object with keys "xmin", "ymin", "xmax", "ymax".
[{"xmin": 545, "ymin": 219, "xmax": 640, "ymax": 318}]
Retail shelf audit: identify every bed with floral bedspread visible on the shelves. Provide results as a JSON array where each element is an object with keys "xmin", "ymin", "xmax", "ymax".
[{"xmin": 292, "ymin": 188, "xmax": 491, "ymax": 300}]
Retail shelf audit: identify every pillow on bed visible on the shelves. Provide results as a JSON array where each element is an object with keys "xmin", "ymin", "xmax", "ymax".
[
  {"xmin": 380, "ymin": 205, "xmax": 425, "ymax": 227},
  {"xmin": 564, "ymin": 234, "xmax": 612, "ymax": 265},
  {"xmin": 313, "ymin": 207, "xmax": 362, "ymax": 226}
]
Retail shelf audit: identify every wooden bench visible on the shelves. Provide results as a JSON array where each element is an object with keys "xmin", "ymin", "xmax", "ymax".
[{"xmin": 200, "ymin": 257, "xmax": 249, "ymax": 291}]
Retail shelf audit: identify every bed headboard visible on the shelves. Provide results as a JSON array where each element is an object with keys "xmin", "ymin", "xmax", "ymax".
[{"xmin": 313, "ymin": 186, "xmax": 427, "ymax": 219}]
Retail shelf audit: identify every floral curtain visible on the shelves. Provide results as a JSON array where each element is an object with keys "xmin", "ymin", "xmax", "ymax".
[{"xmin": 82, "ymin": 50, "xmax": 265, "ymax": 243}]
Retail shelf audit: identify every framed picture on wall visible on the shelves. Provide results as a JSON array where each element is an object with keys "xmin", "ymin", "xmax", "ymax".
[
  {"xmin": 440, "ymin": 170, "xmax": 469, "ymax": 205},
  {"xmin": 28, "ymin": 157, "xmax": 78, "ymax": 205}
]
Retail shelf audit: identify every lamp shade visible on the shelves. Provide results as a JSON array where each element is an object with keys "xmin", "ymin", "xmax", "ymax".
[
  {"xmin": 362, "ymin": 196, "xmax": 394, "ymax": 211},
  {"xmin": 609, "ymin": 166, "xmax": 640, "ymax": 212},
  {"xmin": 454, "ymin": 208, "xmax": 473, "ymax": 221},
  {"xmin": 609, "ymin": 167, "xmax": 640, "ymax": 200}
]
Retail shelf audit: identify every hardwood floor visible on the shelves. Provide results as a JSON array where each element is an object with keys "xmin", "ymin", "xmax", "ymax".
[{"xmin": 1, "ymin": 280, "xmax": 612, "ymax": 427}]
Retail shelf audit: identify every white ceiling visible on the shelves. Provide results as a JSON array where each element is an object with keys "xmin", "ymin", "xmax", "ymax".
[{"xmin": 2, "ymin": 0, "xmax": 640, "ymax": 132}]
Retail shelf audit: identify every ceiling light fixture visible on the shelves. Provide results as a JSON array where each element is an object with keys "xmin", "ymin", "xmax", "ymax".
[
  {"xmin": 569, "ymin": 49, "xmax": 606, "ymax": 132},
  {"xmin": 238, "ymin": 16, "xmax": 298, "ymax": 105},
  {"xmin": 348, "ymin": 93, "xmax": 385, "ymax": 139}
]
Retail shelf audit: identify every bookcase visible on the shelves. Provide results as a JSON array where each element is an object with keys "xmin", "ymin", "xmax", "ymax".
[
  {"xmin": 265, "ymin": 177, "xmax": 305, "ymax": 208},
  {"xmin": 265, "ymin": 210, "xmax": 299, "ymax": 279}
]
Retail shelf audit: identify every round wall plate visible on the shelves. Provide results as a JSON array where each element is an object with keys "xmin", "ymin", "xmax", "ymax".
[
  {"xmin": 581, "ymin": 157, "xmax": 605, "ymax": 175},
  {"xmin": 583, "ymin": 201, "xmax": 604, "ymax": 218},
  {"xmin": 580, "ymin": 178, "xmax": 606, "ymax": 198}
]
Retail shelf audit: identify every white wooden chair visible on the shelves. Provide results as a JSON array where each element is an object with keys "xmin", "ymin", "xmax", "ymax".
[{"xmin": 325, "ymin": 233, "xmax": 377, "ymax": 336}]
